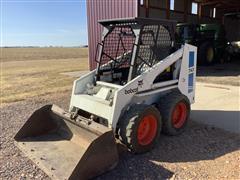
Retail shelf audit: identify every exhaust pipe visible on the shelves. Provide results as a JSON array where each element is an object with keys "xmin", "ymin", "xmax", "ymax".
[{"xmin": 14, "ymin": 104, "xmax": 119, "ymax": 180}]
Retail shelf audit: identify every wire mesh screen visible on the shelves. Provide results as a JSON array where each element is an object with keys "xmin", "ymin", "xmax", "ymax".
[
  {"xmin": 99, "ymin": 26, "xmax": 135, "ymax": 69},
  {"xmin": 135, "ymin": 25, "xmax": 172, "ymax": 74}
]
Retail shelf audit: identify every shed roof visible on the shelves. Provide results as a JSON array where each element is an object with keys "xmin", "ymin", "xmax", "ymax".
[
  {"xmin": 195, "ymin": 0, "xmax": 240, "ymax": 13},
  {"xmin": 98, "ymin": 17, "xmax": 177, "ymax": 27}
]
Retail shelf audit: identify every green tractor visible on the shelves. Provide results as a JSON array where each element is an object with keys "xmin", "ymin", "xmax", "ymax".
[{"xmin": 176, "ymin": 23, "xmax": 227, "ymax": 65}]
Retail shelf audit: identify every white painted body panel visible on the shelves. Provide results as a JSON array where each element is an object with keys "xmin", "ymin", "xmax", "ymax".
[
  {"xmin": 178, "ymin": 44, "xmax": 197, "ymax": 103},
  {"xmin": 69, "ymin": 44, "xmax": 197, "ymax": 131}
]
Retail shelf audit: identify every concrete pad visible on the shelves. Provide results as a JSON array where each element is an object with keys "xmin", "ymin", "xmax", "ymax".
[
  {"xmin": 191, "ymin": 82, "xmax": 240, "ymax": 134},
  {"xmin": 60, "ymin": 71, "xmax": 89, "ymax": 78}
]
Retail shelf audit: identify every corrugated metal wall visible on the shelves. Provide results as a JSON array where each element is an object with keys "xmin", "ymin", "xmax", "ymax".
[{"xmin": 86, "ymin": 0, "xmax": 138, "ymax": 70}]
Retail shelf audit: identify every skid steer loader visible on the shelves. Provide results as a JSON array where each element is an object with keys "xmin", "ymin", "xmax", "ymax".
[{"xmin": 14, "ymin": 18, "xmax": 197, "ymax": 180}]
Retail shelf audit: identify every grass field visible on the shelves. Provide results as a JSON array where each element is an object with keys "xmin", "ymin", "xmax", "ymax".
[
  {"xmin": 1, "ymin": 48, "xmax": 89, "ymax": 105},
  {"xmin": 1, "ymin": 47, "xmax": 88, "ymax": 62}
]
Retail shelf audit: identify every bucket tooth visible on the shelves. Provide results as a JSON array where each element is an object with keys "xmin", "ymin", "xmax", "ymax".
[{"xmin": 14, "ymin": 104, "xmax": 119, "ymax": 180}]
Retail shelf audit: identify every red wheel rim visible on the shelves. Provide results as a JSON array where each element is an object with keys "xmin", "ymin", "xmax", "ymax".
[
  {"xmin": 172, "ymin": 102, "xmax": 187, "ymax": 128},
  {"xmin": 137, "ymin": 115, "xmax": 157, "ymax": 146}
]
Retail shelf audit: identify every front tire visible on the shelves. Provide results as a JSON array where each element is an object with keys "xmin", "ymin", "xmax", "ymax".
[
  {"xmin": 119, "ymin": 105, "xmax": 162, "ymax": 154},
  {"xmin": 198, "ymin": 42, "xmax": 215, "ymax": 65}
]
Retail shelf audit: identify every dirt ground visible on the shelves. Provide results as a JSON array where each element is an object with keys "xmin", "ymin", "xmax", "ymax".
[{"xmin": 0, "ymin": 91, "xmax": 239, "ymax": 180}]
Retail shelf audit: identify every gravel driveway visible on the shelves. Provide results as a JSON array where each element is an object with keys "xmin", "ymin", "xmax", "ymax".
[{"xmin": 1, "ymin": 92, "xmax": 239, "ymax": 179}]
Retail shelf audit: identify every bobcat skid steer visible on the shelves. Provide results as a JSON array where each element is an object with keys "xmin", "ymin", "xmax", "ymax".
[{"xmin": 14, "ymin": 18, "xmax": 197, "ymax": 180}]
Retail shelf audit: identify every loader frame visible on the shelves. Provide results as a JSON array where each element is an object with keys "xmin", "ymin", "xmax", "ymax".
[
  {"xmin": 95, "ymin": 18, "xmax": 176, "ymax": 83},
  {"xmin": 70, "ymin": 18, "xmax": 197, "ymax": 131}
]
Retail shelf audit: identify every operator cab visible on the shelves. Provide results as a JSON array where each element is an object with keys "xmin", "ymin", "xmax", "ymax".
[{"xmin": 95, "ymin": 18, "xmax": 177, "ymax": 85}]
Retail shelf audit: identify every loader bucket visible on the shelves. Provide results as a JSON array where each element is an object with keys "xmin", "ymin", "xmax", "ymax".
[{"xmin": 14, "ymin": 104, "xmax": 119, "ymax": 180}]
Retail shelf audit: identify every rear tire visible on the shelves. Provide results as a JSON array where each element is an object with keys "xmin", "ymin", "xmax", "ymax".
[
  {"xmin": 198, "ymin": 42, "xmax": 215, "ymax": 65},
  {"xmin": 118, "ymin": 105, "xmax": 162, "ymax": 154},
  {"xmin": 158, "ymin": 92, "xmax": 190, "ymax": 136}
]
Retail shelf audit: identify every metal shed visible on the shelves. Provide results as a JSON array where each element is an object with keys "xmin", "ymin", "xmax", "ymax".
[{"xmin": 86, "ymin": 0, "xmax": 138, "ymax": 69}]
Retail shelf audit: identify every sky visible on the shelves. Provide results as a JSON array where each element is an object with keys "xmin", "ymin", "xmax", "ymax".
[
  {"xmin": 1, "ymin": 0, "xmax": 88, "ymax": 47},
  {"xmin": 0, "ymin": 0, "xmax": 198, "ymax": 47}
]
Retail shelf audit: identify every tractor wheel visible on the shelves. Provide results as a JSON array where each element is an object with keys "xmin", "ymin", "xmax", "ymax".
[
  {"xmin": 198, "ymin": 42, "xmax": 215, "ymax": 65},
  {"xmin": 158, "ymin": 91, "xmax": 190, "ymax": 136},
  {"xmin": 118, "ymin": 104, "xmax": 162, "ymax": 154}
]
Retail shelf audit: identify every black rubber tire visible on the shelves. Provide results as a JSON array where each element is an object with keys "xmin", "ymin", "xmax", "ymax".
[
  {"xmin": 118, "ymin": 104, "xmax": 162, "ymax": 154},
  {"xmin": 198, "ymin": 42, "xmax": 215, "ymax": 66},
  {"xmin": 223, "ymin": 51, "xmax": 232, "ymax": 63},
  {"xmin": 157, "ymin": 91, "xmax": 190, "ymax": 136}
]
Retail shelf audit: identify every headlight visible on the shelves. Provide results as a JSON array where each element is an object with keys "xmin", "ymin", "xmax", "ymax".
[
  {"xmin": 237, "ymin": 42, "xmax": 240, "ymax": 47},
  {"xmin": 231, "ymin": 41, "xmax": 240, "ymax": 48}
]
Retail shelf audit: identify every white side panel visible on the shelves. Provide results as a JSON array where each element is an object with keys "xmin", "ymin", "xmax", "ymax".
[
  {"xmin": 70, "ymin": 94, "xmax": 113, "ymax": 120},
  {"xmin": 137, "ymin": 48, "xmax": 184, "ymax": 92},
  {"xmin": 110, "ymin": 77, "xmax": 142, "ymax": 129},
  {"xmin": 178, "ymin": 44, "xmax": 197, "ymax": 104}
]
